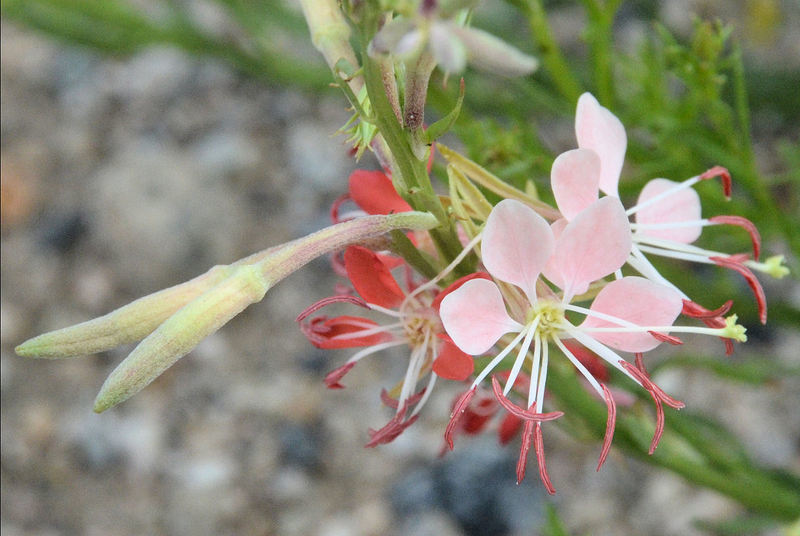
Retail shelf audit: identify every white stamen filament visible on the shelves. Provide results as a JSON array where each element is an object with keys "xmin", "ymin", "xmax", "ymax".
[
  {"xmin": 535, "ymin": 341, "xmax": 549, "ymax": 413},
  {"xmin": 504, "ymin": 318, "xmax": 539, "ymax": 396},
  {"xmin": 346, "ymin": 340, "xmax": 408, "ymax": 365},
  {"xmin": 580, "ymin": 325, "xmax": 729, "ymax": 337},
  {"xmin": 634, "ymin": 235, "xmax": 722, "ymax": 258},
  {"xmin": 631, "ymin": 219, "xmax": 710, "ymax": 230},
  {"xmin": 563, "ymin": 326, "xmax": 641, "ymax": 385},
  {"xmin": 563, "ymin": 304, "xmax": 640, "ymax": 329},
  {"xmin": 411, "ymin": 372, "xmax": 438, "ymax": 417},
  {"xmin": 331, "ymin": 322, "xmax": 404, "ymax": 340},
  {"xmin": 402, "ymin": 230, "xmax": 483, "ymax": 308},
  {"xmin": 398, "ymin": 328, "xmax": 430, "ymax": 410},
  {"xmin": 625, "ymin": 176, "xmax": 700, "ymax": 217},
  {"xmin": 527, "ymin": 333, "xmax": 542, "ymax": 409},
  {"xmin": 553, "ymin": 336, "xmax": 603, "ymax": 396},
  {"xmin": 367, "ymin": 304, "xmax": 408, "ymax": 318},
  {"xmin": 470, "ymin": 328, "xmax": 529, "ymax": 390},
  {"xmin": 628, "ymin": 245, "xmax": 686, "ymax": 296},
  {"xmin": 635, "ymin": 245, "xmax": 716, "ymax": 264}
]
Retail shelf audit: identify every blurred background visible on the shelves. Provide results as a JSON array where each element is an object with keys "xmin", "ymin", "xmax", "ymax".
[{"xmin": 1, "ymin": 1, "xmax": 799, "ymax": 535}]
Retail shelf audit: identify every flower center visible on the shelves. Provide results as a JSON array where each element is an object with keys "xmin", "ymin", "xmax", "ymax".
[
  {"xmin": 403, "ymin": 306, "xmax": 440, "ymax": 348},
  {"xmin": 526, "ymin": 300, "xmax": 565, "ymax": 338}
]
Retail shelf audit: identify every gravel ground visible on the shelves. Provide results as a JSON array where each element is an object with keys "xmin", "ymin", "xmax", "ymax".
[{"xmin": 2, "ymin": 4, "xmax": 799, "ymax": 535}]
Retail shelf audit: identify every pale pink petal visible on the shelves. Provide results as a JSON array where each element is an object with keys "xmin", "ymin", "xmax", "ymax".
[
  {"xmin": 551, "ymin": 148, "xmax": 601, "ymax": 221},
  {"xmin": 547, "ymin": 197, "xmax": 631, "ymax": 298},
  {"xmin": 482, "ymin": 199, "xmax": 554, "ymax": 299},
  {"xmin": 440, "ymin": 279, "xmax": 523, "ymax": 355},
  {"xmin": 541, "ymin": 219, "xmax": 567, "ymax": 290},
  {"xmin": 581, "ymin": 276, "xmax": 683, "ymax": 352},
  {"xmin": 575, "ymin": 93, "xmax": 627, "ymax": 196},
  {"xmin": 635, "ymin": 178, "xmax": 702, "ymax": 244}
]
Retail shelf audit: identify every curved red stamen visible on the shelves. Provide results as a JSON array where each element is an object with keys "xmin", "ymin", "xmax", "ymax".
[
  {"xmin": 634, "ymin": 352, "xmax": 647, "ymax": 376},
  {"xmin": 699, "ymin": 166, "xmax": 732, "ymax": 199},
  {"xmin": 324, "ymin": 362, "xmax": 356, "ymax": 389},
  {"xmin": 534, "ymin": 423, "xmax": 556, "ymax": 494},
  {"xmin": 445, "ymin": 387, "xmax": 477, "ymax": 450},
  {"xmin": 597, "ymin": 384, "xmax": 617, "ymax": 471},
  {"xmin": 648, "ymin": 331, "xmax": 683, "ymax": 345},
  {"xmin": 491, "ymin": 376, "xmax": 564, "ymax": 422},
  {"xmin": 331, "ymin": 250, "xmax": 348, "ymax": 278},
  {"xmin": 365, "ymin": 410, "xmax": 419, "ymax": 447},
  {"xmin": 620, "ymin": 360, "xmax": 685, "ymax": 410},
  {"xmin": 330, "ymin": 193, "xmax": 352, "ymax": 224},
  {"xmin": 649, "ymin": 394, "xmax": 665, "ymax": 454},
  {"xmin": 710, "ymin": 256, "xmax": 767, "ymax": 324},
  {"xmin": 296, "ymin": 295, "xmax": 369, "ymax": 322},
  {"xmin": 516, "ymin": 420, "xmax": 534, "ymax": 484},
  {"xmin": 681, "ymin": 299, "xmax": 733, "ymax": 319},
  {"xmin": 709, "ymin": 215, "xmax": 761, "ymax": 260},
  {"xmin": 681, "ymin": 300, "xmax": 737, "ymax": 355}
]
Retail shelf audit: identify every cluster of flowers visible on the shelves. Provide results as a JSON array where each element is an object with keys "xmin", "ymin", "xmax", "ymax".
[{"xmin": 298, "ymin": 93, "xmax": 782, "ymax": 493}]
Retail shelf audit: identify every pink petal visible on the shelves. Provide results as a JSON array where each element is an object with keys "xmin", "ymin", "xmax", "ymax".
[
  {"xmin": 433, "ymin": 338, "xmax": 475, "ymax": 380},
  {"xmin": 635, "ymin": 178, "xmax": 702, "ymax": 243},
  {"xmin": 481, "ymin": 199, "xmax": 554, "ymax": 299},
  {"xmin": 344, "ymin": 246, "xmax": 405, "ymax": 308},
  {"xmin": 575, "ymin": 93, "xmax": 627, "ymax": 196},
  {"xmin": 551, "ymin": 148, "xmax": 601, "ymax": 221},
  {"xmin": 581, "ymin": 276, "xmax": 683, "ymax": 352},
  {"xmin": 439, "ymin": 279, "xmax": 523, "ymax": 355},
  {"xmin": 546, "ymin": 197, "xmax": 631, "ymax": 299},
  {"xmin": 349, "ymin": 170, "xmax": 412, "ymax": 215}
]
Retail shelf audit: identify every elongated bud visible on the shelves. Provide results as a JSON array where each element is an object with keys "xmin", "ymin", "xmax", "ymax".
[
  {"xmin": 15, "ymin": 265, "xmax": 237, "ymax": 359},
  {"xmin": 93, "ymin": 265, "xmax": 269, "ymax": 412},
  {"xmin": 19, "ymin": 211, "xmax": 439, "ymax": 411},
  {"xmin": 446, "ymin": 23, "xmax": 538, "ymax": 77}
]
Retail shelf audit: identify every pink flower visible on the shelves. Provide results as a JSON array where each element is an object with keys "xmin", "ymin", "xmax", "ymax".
[
  {"xmin": 298, "ymin": 245, "xmax": 474, "ymax": 446},
  {"xmin": 440, "ymin": 199, "xmax": 744, "ymax": 492},
  {"xmin": 550, "ymin": 93, "xmax": 787, "ymax": 332}
]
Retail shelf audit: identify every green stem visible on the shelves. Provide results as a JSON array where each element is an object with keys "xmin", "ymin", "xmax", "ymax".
[
  {"xmin": 580, "ymin": 0, "xmax": 620, "ymax": 105},
  {"xmin": 546, "ymin": 363, "xmax": 800, "ymax": 520},
  {"xmin": 509, "ymin": 0, "xmax": 582, "ymax": 103}
]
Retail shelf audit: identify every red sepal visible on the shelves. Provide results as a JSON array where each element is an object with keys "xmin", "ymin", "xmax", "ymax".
[
  {"xmin": 344, "ymin": 246, "xmax": 406, "ymax": 308},
  {"xmin": 349, "ymin": 170, "xmax": 412, "ymax": 215},
  {"xmin": 432, "ymin": 337, "xmax": 475, "ymax": 380},
  {"xmin": 596, "ymin": 384, "xmax": 617, "ymax": 471}
]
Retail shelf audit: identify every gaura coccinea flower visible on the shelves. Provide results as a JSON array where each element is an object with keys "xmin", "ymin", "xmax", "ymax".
[
  {"xmin": 298, "ymin": 245, "xmax": 475, "ymax": 446},
  {"xmin": 551, "ymin": 93, "xmax": 788, "ymax": 341},
  {"xmin": 439, "ymin": 198, "xmax": 746, "ymax": 493}
]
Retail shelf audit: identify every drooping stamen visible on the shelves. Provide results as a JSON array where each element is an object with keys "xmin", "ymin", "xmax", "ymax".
[
  {"xmin": 325, "ymin": 362, "xmax": 356, "ymax": 389},
  {"xmin": 682, "ymin": 299, "xmax": 733, "ymax": 319},
  {"xmin": 709, "ymin": 215, "xmax": 761, "ymax": 260},
  {"xmin": 491, "ymin": 376, "xmax": 564, "ymax": 422},
  {"xmin": 699, "ymin": 166, "xmax": 732, "ymax": 199},
  {"xmin": 682, "ymin": 299, "xmax": 736, "ymax": 355},
  {"xmin": 445, "ymin": 387, "xmax": 478, "ymax": 449},
  {"xmin": 711, "ymin": 256, "xmax": 767, "ymax": 324},
  {"xmin": 597, "ymin": 383, "xmax": 617, "ymax": 471},
  {"xmin": 365, "ymin": 404, "xmax": 419, "ymax": 447},
  {"xmin": 533, "ymin": 423, "xmax": 556, "ymax": 494},
  {"xmin": 380, "ymin": 386, "xmax": 428, "ymax": 409},
  {"xmin": 619, "ymin": 359, "xmax": 668, "ymax": 454},
  {"xmin": 517, "ymin": 420, "xmax": 535, "ymax": 484},
  {"xmin": 647, "ymin": 331, "xmax": 683, "ymax": 345},
  {"xmin": 619, "ymin": 360, "xmax": 685, "ymax": 410},
  {"xmin": 296, "ymin": 295, "xmax": 370, "ymax": 322}
]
